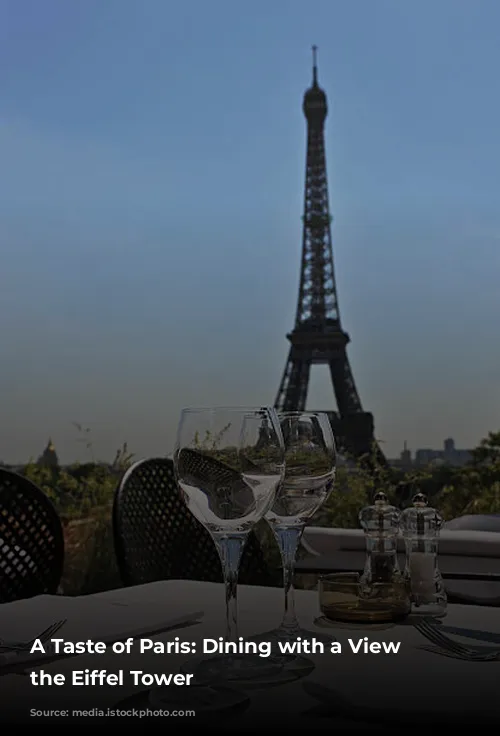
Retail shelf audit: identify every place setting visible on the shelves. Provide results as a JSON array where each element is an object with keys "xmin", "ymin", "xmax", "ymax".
[
  {"xmin": 111, "ymin": 408, "xmax": 494, "ymax": 723},
  {"xmin": 107, "ymin": 406, "xmax": 500, "ymax": 722},
  {"xmin": 112, "ymin": 407, "xmax": 337, "ymax": 717},
  {"xmin": 2, "ymin": 405, "xmax": 500, "ymax": 725}
]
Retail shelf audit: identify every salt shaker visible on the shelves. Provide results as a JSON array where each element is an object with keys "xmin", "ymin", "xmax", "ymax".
[
  {"xmin": 400, "ymin": 492, "xmax": 447, "ymax": 617},
  {"xmin": 359, "ymin": 491, "xmax": 401, "ymax": 585}
]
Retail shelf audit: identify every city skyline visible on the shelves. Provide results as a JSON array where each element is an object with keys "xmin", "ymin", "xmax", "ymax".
[
  {"xmin": 1, "ymin": 433, "xmax": 472, "ymax": 469},
  {"xmin": 1, "ymin": 0, "xmax": 500, "ymax": 463}
]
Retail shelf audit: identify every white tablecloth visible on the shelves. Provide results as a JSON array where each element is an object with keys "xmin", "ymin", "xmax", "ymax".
[{"xmin": 0, "ymin": 581, "xmax": 498, "ymax": 724}]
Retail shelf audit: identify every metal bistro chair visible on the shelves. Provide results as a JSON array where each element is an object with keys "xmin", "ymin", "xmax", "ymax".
[
  {"xmin": 113, "ymin": 456, "xmax": 274, "ymax": 587},
  {"xmin": 0, "ymin": 468, "xmax": 65, "ymax": 603}
]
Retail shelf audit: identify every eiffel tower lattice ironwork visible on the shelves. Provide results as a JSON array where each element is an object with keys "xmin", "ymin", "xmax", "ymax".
[{"xmin": 275, "ymin": 47, "xmax": 383, "ymax": 462}]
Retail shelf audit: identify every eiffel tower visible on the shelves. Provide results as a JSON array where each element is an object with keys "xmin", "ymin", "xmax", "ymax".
[{"xmin": 275, "ymin": 48, "xmax": 382, "ymax": 462}]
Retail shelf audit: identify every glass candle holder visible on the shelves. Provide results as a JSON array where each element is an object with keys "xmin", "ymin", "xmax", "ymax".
[{"xmin": 319, "ymin": 572, "xmax": 411, "ymax": 625}]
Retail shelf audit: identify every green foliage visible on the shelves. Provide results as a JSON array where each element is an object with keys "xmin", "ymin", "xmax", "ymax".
[
  {"xmin": 193, "ymin": 426, "xmax": 232, "ymax": 452},
  {"xmin": 23, "ymin": 435, "xmax": 134, "ymax": 519},
  {"xmin": 24, "ymin": 462, "xmax": 113, "ymax": 517},
  {"xmin": 18, "ymin": 428, "xmax": 136, "ymax": 596},
  {"xmin": 434, "ymin": 431, "xmax": 500, "ymax": 519},
  {"xmin": 192, "ymin": 425, "xmax": 284, "ymax": 468},
  {"xmin": 13, "ymin": 426, "xmax": 500, "ymax": 596},
  {"xmin": 471, "ymin": 431, "xmax": 500, "ymax": 464},
  {"xmin": 318, "ymin": 433, "xmax": 500, "ymax": 528}
]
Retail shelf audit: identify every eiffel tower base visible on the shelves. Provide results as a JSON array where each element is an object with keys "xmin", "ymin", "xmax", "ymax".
[{"xmin": 324, "ymin": 411, "xmax": 374, "ymax": 458}]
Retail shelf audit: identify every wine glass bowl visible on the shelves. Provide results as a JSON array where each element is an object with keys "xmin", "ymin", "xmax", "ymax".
[
  {"xmin": 267, "ymin": 413, "xmax": 336, "ymax": 526},
  {"xmin": 175, "ymin": 409, "xmax": 285, "ymax": 532}
]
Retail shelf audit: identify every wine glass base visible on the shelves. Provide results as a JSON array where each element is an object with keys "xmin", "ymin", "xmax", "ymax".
[
  {"xmin": 248, "ymin": 625, "xmax": 336, "ymax": 664},
  {"xmin": 181, "ymin": 653, "xmax": 288, "ymax": 688},
  {"xmin": 149, "ymin": 683, "xmax": 250, "ymax": 716}
]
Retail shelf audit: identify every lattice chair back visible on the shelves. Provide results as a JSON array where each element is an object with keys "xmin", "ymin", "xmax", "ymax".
[
  {"xmin": 0, "ymin": 468, "xmax": 65, "ymax": 603},
  {"xmin": 113, "ymin": 457, "xmax": 273, "ymax": 587}
]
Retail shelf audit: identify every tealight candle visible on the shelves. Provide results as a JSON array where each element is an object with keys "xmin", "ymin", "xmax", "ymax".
[{"xmin": 409, "ymin": 552, "xmax": 436, "ymax": 599}]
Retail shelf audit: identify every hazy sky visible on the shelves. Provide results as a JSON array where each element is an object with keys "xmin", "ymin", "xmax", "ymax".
[{"xmin": 1, "ymin": 0, "xmax": 499, "ymax": 464}]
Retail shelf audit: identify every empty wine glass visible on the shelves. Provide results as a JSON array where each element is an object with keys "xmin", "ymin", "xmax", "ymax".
[
  {"xmin": 173, "ymin": 406, "xmax": 286, "ymax": 684},
  {"xmin": 250, "ymin": 411, "xmax": 336, "ymax": 662}
]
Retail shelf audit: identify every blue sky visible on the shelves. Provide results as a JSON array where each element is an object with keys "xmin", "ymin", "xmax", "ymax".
[{"xmin": 1, "ymin": 0, "xmax": 499, "ymax": 463}]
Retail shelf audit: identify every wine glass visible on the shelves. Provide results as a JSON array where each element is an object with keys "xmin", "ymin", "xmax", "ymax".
[
  {"xmin": 173, "ymin": 406, "xmax": 286, "ymax": 684},
  {"xmin": 250, "ymin": 411, "xmax": 336, "ymax": 663}
]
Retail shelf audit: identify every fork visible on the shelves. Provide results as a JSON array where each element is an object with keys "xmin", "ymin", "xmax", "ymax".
[
  {"xmin": 413, "ymin": 618, "xmax": 500, "ymax": 660},
  {"xmin": 418, "ymin": 643, "xmax": 500, "ymax": 662},
  {"xmin": 0, "ymin": 620, "xmax": 66, "ymax": 652}
]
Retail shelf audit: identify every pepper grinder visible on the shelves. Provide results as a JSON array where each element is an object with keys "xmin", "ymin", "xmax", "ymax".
[
  {"xmin": 400, "ymin": 492, "xmax": 447, "ymax": 617},
  {"xmin": 359, "ymin": 491, "xmax": 401, "ymax": 585}
]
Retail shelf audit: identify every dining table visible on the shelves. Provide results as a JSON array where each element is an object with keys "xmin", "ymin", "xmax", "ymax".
[{"xmin": 0, "ymin": 580, "xmax": 498, "ymax": 728}]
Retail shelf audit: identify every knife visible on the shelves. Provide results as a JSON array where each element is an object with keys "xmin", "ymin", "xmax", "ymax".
[
  {"xmin": 439, "ymin": 624, "xmax": 500, "ymax": 645},
  {"xmin": 302, "ymin": 681, "xmax": 500, "ymax": 725}
]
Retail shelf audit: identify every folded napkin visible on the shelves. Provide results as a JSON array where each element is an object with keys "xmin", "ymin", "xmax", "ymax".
[
  {"xmin": 0, "ymin": 651, "xmax": 20, "ymax": 668},
  {"xmin": 0, "ymin": 640, "xmax": 59, "ymax": 672},
  {"xmin": 0, "ymin": 601, "xmax": 203, "ymax": 676},
  {"xmin": 0, "ymin": 594, "xmax": 200, "ymax": 643}
]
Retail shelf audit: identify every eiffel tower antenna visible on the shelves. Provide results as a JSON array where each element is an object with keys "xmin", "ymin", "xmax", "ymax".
[{"xmin": 312, "ymin": 45, "xmax": 318, "ymax": 84}]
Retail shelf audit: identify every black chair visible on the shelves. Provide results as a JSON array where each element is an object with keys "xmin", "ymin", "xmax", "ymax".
[
  {"xmin": 113, "ymin": 457, "xmax": 275, "ymax": 587},
  {"xmin": 0, "ymin": 468, "xmax": 65, "ymax": 603}
]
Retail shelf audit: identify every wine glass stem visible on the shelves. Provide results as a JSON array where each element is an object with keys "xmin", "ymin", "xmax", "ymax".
[
  {"xmin": 213, "ymin": 533, "xmax": 247, "ymax": 642},
  {"xmin": 274, "ymin": 526, "xmax": 303, "ymax": 631}
]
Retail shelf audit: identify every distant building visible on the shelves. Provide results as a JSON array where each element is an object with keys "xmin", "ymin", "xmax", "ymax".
[
  {"xmin": 37, "ymin": 438, "xmax": 59, "ymax": 468},
  {"xmin": 415, "ymin": 438, "xmax": 472, "ymax": 467},
  {"xmin": 388, "ymin": 440, "xmax": 413, "ymax": 470},
  {"xmin": 388, "ymin": 437, "xmax": 472, "ymax": 469}
]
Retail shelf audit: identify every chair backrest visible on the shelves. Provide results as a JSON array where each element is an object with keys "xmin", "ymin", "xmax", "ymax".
[
  {"xmin": 113, "ymin": 457, "xmax": 273, "ymax": 587},
  {"xmin": 0, "ymin": 468, "xmax": 65, "ymax": 603}
]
